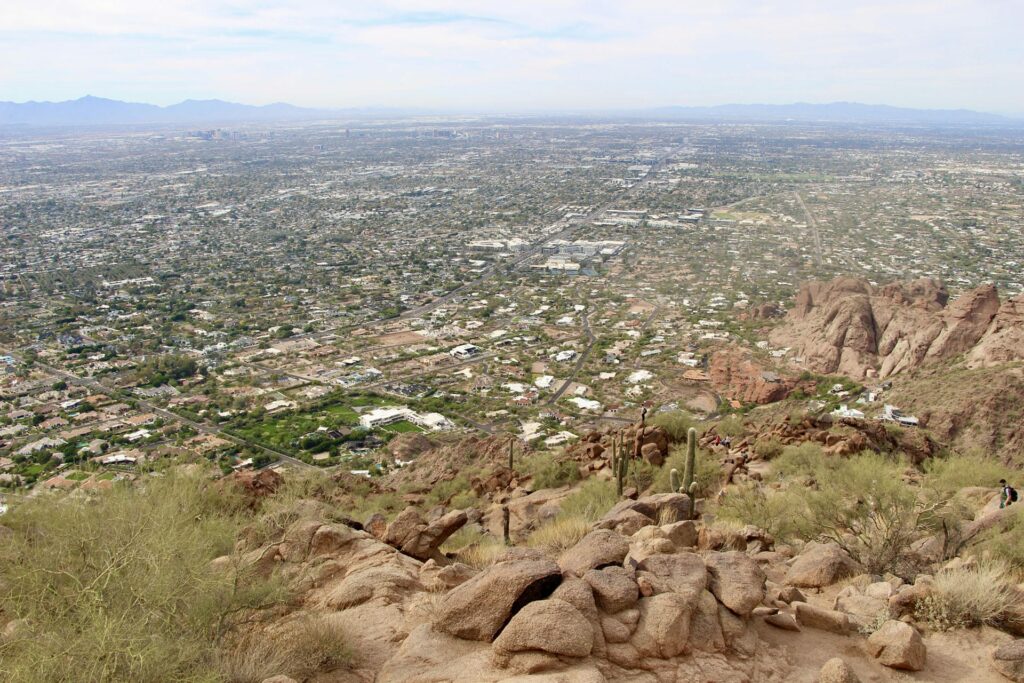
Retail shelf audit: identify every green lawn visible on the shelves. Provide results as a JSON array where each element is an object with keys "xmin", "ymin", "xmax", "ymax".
[
  {"xmin": 228, "ymin": 392, "xmax": 390, "ymax": 454},
  {"xmin": 65, "ymin": 471, "xmax": 90, "ymax": 481},
  {"xmin": 96, "ymin": 472, "xmax": 117, "ymax": 481},
  {"xmin": 383, "ymin": 420, "xmax": 424, "ymax": 434}
]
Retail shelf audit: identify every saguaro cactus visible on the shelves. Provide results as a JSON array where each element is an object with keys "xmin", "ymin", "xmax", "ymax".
[
  {"xmin": 616, "ymin": 442, "xmax": 629, "ymax": 497},
  {"xmin": 508, "ymin": 437, "xmax": 515, "ymax": 470},
  {"xmin": 682, "ymin": 427, "xmax": 698, "ymax": 496},
  {"xmin": 670, "ymin": 468, "xmax": 681, "ymax": 493}
]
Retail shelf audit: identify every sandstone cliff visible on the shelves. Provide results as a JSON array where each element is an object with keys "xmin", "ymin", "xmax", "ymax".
[{"xmin": 769, "ymin": 276, "xmax": 1021, "ymax": 379}]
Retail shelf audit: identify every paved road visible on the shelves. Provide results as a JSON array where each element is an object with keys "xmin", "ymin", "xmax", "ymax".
[
  {"xmin": 547, "ymin": 307, "xmax": 595, "ymax": 406},
  {"xmin": 793, "ymin": 191, "xmax": 824, "ymax": 267},
  {"xmin": 0, "ymin": 346, "xmax": 316, "ymax": 470}
]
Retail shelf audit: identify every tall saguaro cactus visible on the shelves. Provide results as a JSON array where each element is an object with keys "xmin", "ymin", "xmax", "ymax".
[
  {"xmin": 671, "ymin": 427, "xmax": 698, "ymax": 519},
  {"xmin": 616, "ymin": 441, "xmax": 629, "ymax": 497},
  {"xmin": 682, "ymin": 427, "xmax": 698, "ymax": 497}
]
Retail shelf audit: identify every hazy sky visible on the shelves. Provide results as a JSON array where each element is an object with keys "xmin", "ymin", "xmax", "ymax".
[{"xmin": 3, "ymin": 1, "xmax": 1023, "ymax": 113}]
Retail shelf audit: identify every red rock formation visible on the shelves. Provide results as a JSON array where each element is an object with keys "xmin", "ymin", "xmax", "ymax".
[
  {"xmin": 967, "ymin": 293, "xmax": 1024, "ymax": 367},
  {"xmin": 770, "ymin": 277, "xmax": 1013, "ymax": 378},
  {"xmin": 709, "ymin": 347, "xmax": 797, "ymax": 404}
]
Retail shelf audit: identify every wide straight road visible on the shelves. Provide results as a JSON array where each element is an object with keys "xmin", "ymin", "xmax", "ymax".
[
  {"xmin": 0, "ymin": 345, "xmax": 316, "ymax": 470},
  {"xmin": 793, "ymin": 190, "xmax": 824, "ymax": 267}
]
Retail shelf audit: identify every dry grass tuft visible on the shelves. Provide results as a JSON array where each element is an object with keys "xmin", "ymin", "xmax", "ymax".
[
  {"xmin": 218, "ymin": 614, "xmax": 351, "ymax": 683},
  {"xmin": 526, "ymin": 515, "xmax": 591, "ymax": 555},
  {"xmin": 918, "ymin": 559, "xmax": 1022, "ymax": 630}
]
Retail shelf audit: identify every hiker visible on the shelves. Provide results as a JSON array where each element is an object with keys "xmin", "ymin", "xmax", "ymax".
[{"xmin": 1000, "ymin": 479, "xmax": 1018, "ymax": 508}]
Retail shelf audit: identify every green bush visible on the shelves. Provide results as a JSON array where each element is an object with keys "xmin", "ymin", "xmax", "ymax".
[
  {"xmin": 0, "ymin": 471, "xmax": 296, "ymax": 682},
  {"xmin": 558, "ymin": 478, "xmax": 618, "ymax": 521},
  {"xmin": 650, "ymin": 411, "xmax": 700, "ymax": 442},
  {"xmin": 654, "ymin": 444, "xmax": 721, "ymax": 497},
  {"xmin": 772, "ymin": 442, "xmax": 827, "ymax": 479},
  {"xmin": 974, "ymin": 506, "xmax": 1024, "ymax": 570},
  {"xmin": 923, "ymin": 453, "xmax": 1017, "ymax": 497},
  {"xmin": 715, "ymin": 415, "xmax": 745, "ymax": 438},
  {"xmin": 753, "ymin": 436, "xmax": 784, "ymax": 460},
  {"xmin": 521, "ymin": 454, "xmax": 580, "ymax": 490},
  {"xmin": 716, "ymin": 484, "xmax": 809, "ymax": 541},
  {"xmin": 801, "ymin": 452, "xmax": 938, "ymax": 577}
]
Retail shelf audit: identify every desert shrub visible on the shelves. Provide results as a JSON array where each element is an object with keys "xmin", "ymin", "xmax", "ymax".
[
  {"xmin": 526, "ymin": 515, "xmax": 590, "ymax": 555},
  {"xmin": 753, "ymin": 436, "xmax": 784, "ymax": 460},
  {"xmin": 654, "ymin": 444, "xmax": 721, "ymax": 497},
  {"xmin": 218, "ymin": 615, "xmax": 351, "ymax": 683},
  {"xmin": 558, "ymin": 478, "xmax": 618, "ymax": 521},
  {"xmin": 974, "ymin": 505, "xmax": 1024, "ymax": 570},
  {"xmin": 802, "ymin": 452, "xmax": 941, "ymax": 576},
  {"xmin": 715, "ymin": 484, "xmax": 809, "ymax": 541},
  {"xmin": 772, "ymin": 442, "xmax": 827, "ymax": 479},
  {"xmin": 917, "ymin": 560, "xmax": 1021, "ymax": 630},
  {"xmin": 423, "ymin": 470, "xmax": 477, "ymax": 506},
  {"xmin": 456, "ymin": 540, "xmax": 506, "ymax": 569},
  {"xmin": 521, "ymin": 454, "xmax": 580, "ymax": 489},
  {"xmin": 629, "ymin": 458, "xmax": 657, "ymax": 492},
  {"xmin": 0, "ymin": 471, "xmax": 291, "ymax": 683},
  {"xmin": 923, "ymin": 453, "xmax": 1017, "ymax": 497},
  {"xmin": 441, "ymin": 525, "xmax": 505, "ymax": 569},
  {"xmin": 715, "ymin": 415, "xmax": 745, "ymax": 438},
  {"xmin": 650, "ymin": 410, "xmax": 701, "ymax": 442}
]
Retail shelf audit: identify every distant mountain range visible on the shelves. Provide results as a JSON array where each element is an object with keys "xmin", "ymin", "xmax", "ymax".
[
  {"xmin": 0, "ymin": 96, "xmax": 335, "ymax": 126},
  {"xmin": 0, "ymin": 95, "xmax": 1016, "ymax": 127}
]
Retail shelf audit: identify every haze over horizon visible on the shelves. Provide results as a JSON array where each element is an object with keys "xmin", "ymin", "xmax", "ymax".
[{"xmin": 3, "ymin": 1, "xmax": 1024, "ymax": 115}]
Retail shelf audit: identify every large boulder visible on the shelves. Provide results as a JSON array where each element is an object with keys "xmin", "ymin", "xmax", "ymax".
[
  {"xmin": 785, "ymin": 542, "xmax": 860, "ymax": 588},
  {"xmin": 400, "ymin": 509, "xmax": 468, "ymax": 560},
  {"xmin": 383, "ymin": 507, "xmax": 426, "ymax": 547},
  {"xmin": 433, "ymin": 559, "xmax": 562, "ymax": 641},
  {"xmin": 662, "ymin": 520, "xmax": 698, "ymax": 548},
  {"xmin": 492, "ymin": 598, "xmax": 594, "ymax": 659},
  {"xmin": 888, "ymin": 579, "xmax": 933, "ymax": 618},
  {"xmin": 866, "ymin": 620, "xmax": 926, "ymax": 671},
  {"xmin": 583, "ymin": 566, "xmax": 639, "ymax": 614},
  {"xmin": 639, "ymin": 493, "xmax": 694, "ymax": 525},
  {"xmin": 993, "ymin": 640, "xmax": 1024, "ymax": 682},
  {"xmin": 631, "ymin": 593, "xmax": 693, "ymax": 658},
  {"xmin": 559, "ymin": 529, "xmax": 630, "ymax": 577},
  {"xmin": 705, "ymin": 550, "xmax": 766, "ymax": 618},
  {"xmin": 219, "ymin": 468, "xmax": 283, "ymax": 506},
  {"xmin": 634, "ymin": 553, "xmax": 707, "ymax": 600},
  {"xmin": 819, "ymin": 657, "xmax": 861, "ymax": 683},
  {"xmin": 793, "ymin": 602, "xmax": 850, "ymax": 634},
  {"xmin": 597, "ymin": 508, "xmax": 656, "ymax": 536},
  {"xmin": 382, "ymin": 507, "xmax": 468, "ymax": 561},
  {"xmin": 640, "ymin": 442, "xmax": 664, "ymax": 467}
]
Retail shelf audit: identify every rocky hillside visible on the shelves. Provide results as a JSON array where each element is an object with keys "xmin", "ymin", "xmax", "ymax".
[{"xmin": 769, "ymin": 277, "xmax": 1024, "ymax": 379}]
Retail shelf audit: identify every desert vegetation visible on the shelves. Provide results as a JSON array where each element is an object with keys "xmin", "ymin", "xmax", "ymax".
[{"xmin": 0, "ymin": 472, "xmax": 350, "ymax": 682}]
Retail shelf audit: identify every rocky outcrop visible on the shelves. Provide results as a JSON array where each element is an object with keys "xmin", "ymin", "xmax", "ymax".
[
  {"xmin": 382, "ymin": 506, "xmax": 468, "ymax": 561},
  {"xmin": 993, "ymin": 639, "xmax": 1024, "ymax": 682},
  {"xmin": 968, "ymin": 294, "xmax": 1024, "ymax": 368},
  {"xmin": 866, "ymin": 620, "xmax": 926, "ymax": 670},
  {"xmin": 709, "ymin": 347, "xmax": 800, "ymax": 404},
  {"xmin": 219, "ymin": 468, "xmax": 283, "ymax": 506},
  {"xmin": 433, "ymin": 558, "xmax": 563, "ymax": 641},
  {"xmin": 770, "ymin": 277, "xmax": 1020, "ymax": 378},
  {"xmin": 785, "ymin": 542, "xmax": 861, "ymax": 588},
  {"xmin": 819, "ymin": 657, "xmax": 861, "ymax": 683}
]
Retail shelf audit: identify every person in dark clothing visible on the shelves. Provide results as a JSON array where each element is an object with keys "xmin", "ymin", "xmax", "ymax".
[{"xmin": 1000, "ymin": 479, "xmax": 1018, "ymax": 508}]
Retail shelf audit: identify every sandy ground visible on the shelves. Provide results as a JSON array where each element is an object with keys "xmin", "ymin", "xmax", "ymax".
[{"xmin": 756, "ymin": 567, "xmax": 1014, "ymax": 682}]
